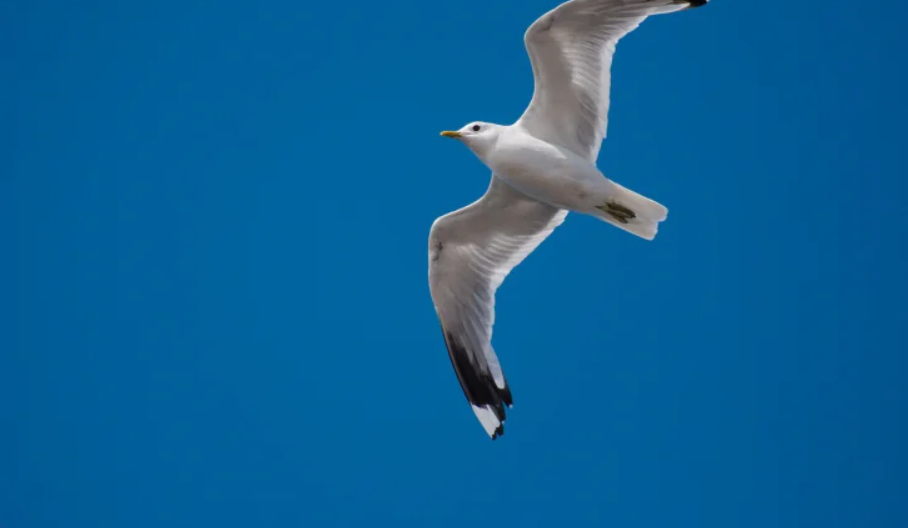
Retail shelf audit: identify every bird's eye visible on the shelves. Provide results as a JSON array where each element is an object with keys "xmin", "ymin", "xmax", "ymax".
[{"xmin": 472, "ymin": 125, "xmax": 481, "ymax": 132}]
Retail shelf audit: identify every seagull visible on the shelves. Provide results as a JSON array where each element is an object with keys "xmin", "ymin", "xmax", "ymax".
[{"xmin": 429, "ymin": 0, "xmax": 711, "ymax": 439}]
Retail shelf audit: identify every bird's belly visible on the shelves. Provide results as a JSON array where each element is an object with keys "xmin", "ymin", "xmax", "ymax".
[{"xmin": 490, "ymin": 148, "xmax": 605, "ymax": 211}]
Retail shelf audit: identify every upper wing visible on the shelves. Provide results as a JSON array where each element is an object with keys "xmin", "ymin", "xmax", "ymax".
[
  {"xmin": 428, "ymin": 177, "xmax": 567, "ymax": 439},
  {"xmin": 517, "ymin": 0, "xmax": 702, "ymax": 162}
]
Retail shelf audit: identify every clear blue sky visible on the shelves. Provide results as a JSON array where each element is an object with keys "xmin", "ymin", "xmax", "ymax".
[{"xmin": 2, "ymin": 0, "xmax": 907, "ymax": 526}]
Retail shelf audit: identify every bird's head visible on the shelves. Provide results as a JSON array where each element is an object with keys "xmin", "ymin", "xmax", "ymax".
[{"xmin": 440, "ymin": 122, "xmax": 503, "ymax": 159}]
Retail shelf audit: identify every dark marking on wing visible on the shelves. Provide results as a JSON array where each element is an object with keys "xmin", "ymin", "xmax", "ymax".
[
  {"xmin": 442, "ymin": 328, "xmax": 512, "ymax": 440},
  {"xmin": 431, "ymin": 240, "xmax": 443, "ymax": 264}
]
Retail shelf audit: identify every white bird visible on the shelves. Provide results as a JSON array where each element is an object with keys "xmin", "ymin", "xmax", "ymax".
[{"xmin": 429, "ymin": 0, "xmax": 711, "ymax": 439}]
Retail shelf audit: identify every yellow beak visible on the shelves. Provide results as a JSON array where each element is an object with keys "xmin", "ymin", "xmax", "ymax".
[{"xmin": 440, "ymin": 130, "xmax": 462, "ymax": 139}]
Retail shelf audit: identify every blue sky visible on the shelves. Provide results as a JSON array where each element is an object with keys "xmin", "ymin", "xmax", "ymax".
[{"xmin": 2, "ymin": 0, "xmax": 907, "ymax": 526}]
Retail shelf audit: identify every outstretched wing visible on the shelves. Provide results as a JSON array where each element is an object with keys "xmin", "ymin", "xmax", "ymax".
[
  {"xmin": 518, "ymin": 0, "xmax": 706, "ymax": 162},
  {"xmin": 428, "ymin": 177, "xmax": 567, "ymax": 439}
]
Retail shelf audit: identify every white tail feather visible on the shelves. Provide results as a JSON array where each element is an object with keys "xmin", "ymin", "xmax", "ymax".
[{"xmin": 595, "ymin": 180, "xmax": 669, "ymax": 241}]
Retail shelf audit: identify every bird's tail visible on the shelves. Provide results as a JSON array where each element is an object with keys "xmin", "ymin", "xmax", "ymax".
[{"xmin": 593, "ymin": 180, "xmax": 669, "ymax": 241}]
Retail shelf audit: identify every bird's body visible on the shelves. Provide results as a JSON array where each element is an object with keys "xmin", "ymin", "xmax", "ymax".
[
  {"xmin": 484, "ymin": 125, "xmax": 605, "ymax": 212},
  {"xmin": 430, "ymin": 0, "xmax": 714, "ymax": 439},
  {"xmin": 470, "ymin": 124, "xmax": 668, "ymax": 238}
]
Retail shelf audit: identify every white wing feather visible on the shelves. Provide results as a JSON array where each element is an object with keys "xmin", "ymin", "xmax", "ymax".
[
  {"xmin": 428, "ymin": 177, "xmax": 567, "ymax": 439},
  {"xmin": 518, "ymin": 0, "xmax": 697, "ymax": 162}
]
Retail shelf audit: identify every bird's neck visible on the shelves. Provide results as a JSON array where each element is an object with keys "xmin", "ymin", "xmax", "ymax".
[{"xmin": 469, "ymin": 128, "xmax": 506, "ymax": 162}]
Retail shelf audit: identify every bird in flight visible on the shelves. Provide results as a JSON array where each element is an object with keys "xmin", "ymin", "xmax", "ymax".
[{"xmin": 429, "ymin": 0, "xmax": 712, "ymax": 439}]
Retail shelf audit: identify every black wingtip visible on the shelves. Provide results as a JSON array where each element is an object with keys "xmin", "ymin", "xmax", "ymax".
[
  {"xmin": 500, "ymin": 384, "xmax": 514, "ymax": 408},
  {"xmin": 687, "ymin": 0, "xmax": 708, "ymax": 8},
  {"xmin": 442, "ymin": 329, "xmax": 515, "ymax": 439},
  {"xmin": 491, "ymin": 424, "xmax": 505, "ymax": 441}
]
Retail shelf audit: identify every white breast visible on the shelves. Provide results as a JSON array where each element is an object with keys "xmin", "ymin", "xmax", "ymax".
[{"xmin": 487, "ymin": 127, "xmax": 607, "ymax": 211}]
